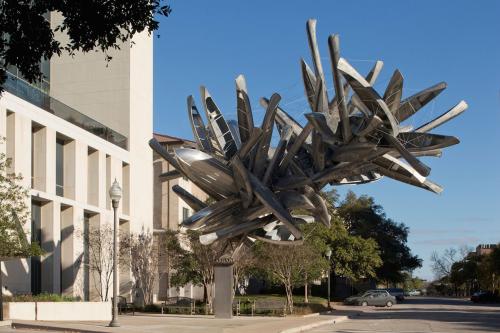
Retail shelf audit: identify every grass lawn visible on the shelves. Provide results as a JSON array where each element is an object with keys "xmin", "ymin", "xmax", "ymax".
[
  {"xmin": 234, "ymin": 294, "xmax": 328, "ymax": 315},
  {"xmin": 143, "ymin": 294, "xmax": 329, "ymax": 316}
]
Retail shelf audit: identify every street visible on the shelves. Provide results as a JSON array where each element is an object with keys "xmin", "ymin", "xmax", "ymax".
[{"xmin": 311, "ymin": 296, "xmax": 500, "ymax": 333}]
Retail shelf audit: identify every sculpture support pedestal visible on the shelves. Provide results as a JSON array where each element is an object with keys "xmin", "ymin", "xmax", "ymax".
[{"xmin": 214, "ymin": 256, "xmax": 233, "ymax": 319}]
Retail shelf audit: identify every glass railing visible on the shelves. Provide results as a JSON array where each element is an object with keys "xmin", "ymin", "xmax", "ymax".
[{"xmin": 3, "ymin": 71, "xmax": 128, "ymax": 150}]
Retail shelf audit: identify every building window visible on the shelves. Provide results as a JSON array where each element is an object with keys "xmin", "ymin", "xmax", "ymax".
[
  {"xmin": 106, "ymin": 154, "xmax": 111, "ymax": 209},
  {"xmin": 56, "ymin": 138, "xmax": 65, "ymax": 196},
  {"xmin": 122, "ymin": 162, "xmax": 130, "ymax": 215},
  {"xmin": 182, "ymin": 207, "xmax": 190, "ymax": 221}
]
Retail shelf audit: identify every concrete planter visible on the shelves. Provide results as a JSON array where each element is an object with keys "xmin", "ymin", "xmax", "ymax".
[{"xmin": 4, "ymin": 301, "xmax": 111, "ymax": 321}]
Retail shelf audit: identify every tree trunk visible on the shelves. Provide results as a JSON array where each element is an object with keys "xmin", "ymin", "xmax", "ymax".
[
  {"xmin": 284, "ymin": 282, "xmax": 294, "ymax": 314},
  {"xmin": 304, "ymin": 274, "xmax": 309, "ymax": 303},
  {"xmin": 0, "ymin": 260, "xmax": 3, "ymax": 321}
]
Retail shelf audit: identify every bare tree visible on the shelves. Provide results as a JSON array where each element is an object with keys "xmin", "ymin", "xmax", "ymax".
[
  {"xmin": 430, "ymin": 246, "xmax": 471, "ymax": 279},
  {"xmin": 121, "ymin": 229, "xmax": 159, "ymax": 306},
  {"xmin": 232, "ymin": 248, "xmax": 255, "ymax": 297},
  {"xmin": 81, "ymin": 225, "xmax": 114, "ymax": 301}
]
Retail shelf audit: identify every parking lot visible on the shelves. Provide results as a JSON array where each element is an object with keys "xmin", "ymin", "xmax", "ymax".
[{"xmin": 311, "ymin": 296, "xmax": 500, "ymax": 333}]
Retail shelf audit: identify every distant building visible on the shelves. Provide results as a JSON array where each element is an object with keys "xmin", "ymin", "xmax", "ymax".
[
  {"xmin": 152, "ymin": 133, "xmax": 206, "ymax": 301},
  {"xmin": 475, "ymin": 244, "xmax": 497, "ymax": 256}
]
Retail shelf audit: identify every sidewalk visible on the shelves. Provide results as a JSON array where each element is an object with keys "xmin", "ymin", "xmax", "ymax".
[{"xmin": 11, "ymin": 312, "xmax": 349, "ymax": 333}]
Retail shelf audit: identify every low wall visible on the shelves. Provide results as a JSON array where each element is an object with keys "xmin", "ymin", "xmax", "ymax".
[{"xmin": 4, "ymin": 301, "xmax": 111, "ymax": 321}]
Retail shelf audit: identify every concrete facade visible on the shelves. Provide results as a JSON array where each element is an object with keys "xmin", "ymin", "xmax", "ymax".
[{"xmin": 0, "ymin": 13, "xmax": 153, "ymax": 301}]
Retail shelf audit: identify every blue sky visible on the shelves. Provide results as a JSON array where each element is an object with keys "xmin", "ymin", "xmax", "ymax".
[{"xmin": 153, "ymin": 0, "xmax": 500, "ymax": 280}]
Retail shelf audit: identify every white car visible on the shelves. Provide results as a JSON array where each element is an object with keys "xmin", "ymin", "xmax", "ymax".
[{"xmin": 408, "ymin": 290, "xmax": 421, "ymax": 296}]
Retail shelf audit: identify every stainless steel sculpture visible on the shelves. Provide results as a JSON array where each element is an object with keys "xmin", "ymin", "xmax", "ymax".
[{"xmin": 150, "ymin": 19, "xmax": 467, "ymax": 247}]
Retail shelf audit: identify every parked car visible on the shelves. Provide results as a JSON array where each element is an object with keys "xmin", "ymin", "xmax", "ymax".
[
  {"xmin": 407, "ymin": 289, "xmax": 421, "ymax": 296},
  {"xmin": 344, "ymin": 290, "xmax": 396, "ymax": 307},
  {"xmin": 470, "ymin": 291, "xmax": 498, "ymax": 303},
  {"xmin": 384, "ymin": 288, "xmax": 405, "ymax": 302}
]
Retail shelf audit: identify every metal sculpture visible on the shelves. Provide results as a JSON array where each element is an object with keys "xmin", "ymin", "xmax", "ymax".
[{"xmin": 150, "ymin": 19, "xmax": 467, "ymax": 247}]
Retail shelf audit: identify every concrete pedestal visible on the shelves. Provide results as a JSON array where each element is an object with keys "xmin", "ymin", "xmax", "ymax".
[{"xmin": 214, "ymin": 256, "xmax": 233, "ymax": 319}]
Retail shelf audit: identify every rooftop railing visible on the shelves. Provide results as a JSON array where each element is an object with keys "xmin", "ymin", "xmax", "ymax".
[{"xmin": 3, "ymin": 71, "xmax": 128, "ymax": 150}]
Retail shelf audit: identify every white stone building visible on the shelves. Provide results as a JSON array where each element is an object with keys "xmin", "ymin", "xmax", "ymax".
[{"xmin": 0, "ymin": 13, "xmax": 153, "ymax": 301}]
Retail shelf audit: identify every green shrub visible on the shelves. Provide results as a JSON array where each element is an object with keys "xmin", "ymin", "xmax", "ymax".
[
  {"xmin": 143, "ymin": 304, "xmax": 161, "ymax": 313},
  {"xmin": 4, "ymin": 293, "xmax": 80, "ymax": 302}
]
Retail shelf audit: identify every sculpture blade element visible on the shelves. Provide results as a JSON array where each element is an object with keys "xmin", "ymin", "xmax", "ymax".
[
  {"xmin": 188, "ymin": 95, "xmax": 214, "ymax": 153},
  {"xmin": 236, "ymin": 75, "xmax": 254, "ymax": 144},
  {"xmin": 201, "ymin": 86, "xmax": 238, "ymax": 160}
]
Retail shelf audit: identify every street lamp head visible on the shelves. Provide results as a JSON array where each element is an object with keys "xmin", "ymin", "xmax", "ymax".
[
  {"xmin": 326, "ymin": 247, "xmax": 332, "ymax": 258},
  {"xmin": 109, "ymin": 179, "xmax": 122, "ymax": 203}
]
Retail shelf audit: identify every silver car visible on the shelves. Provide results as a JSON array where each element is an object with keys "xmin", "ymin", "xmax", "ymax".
[{"xmin": 344, "ymin": 290, "xmax": 396, "ymax": 307}]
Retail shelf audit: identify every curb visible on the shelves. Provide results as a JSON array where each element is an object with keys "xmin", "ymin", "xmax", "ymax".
[
  {"xmin": 12, "ymin": 322, "xmax": 108, "ymax": 333},
  {"xmin": 0, "ymin": 320, "xmax": 12, "ymax": 327},
  {"xmin": 279, "ymin": 316, "xmax": 349, "ymax": 333},
  {"xmin": 300, "ymin": 310, "xmax": 334, "ymax": 318}
]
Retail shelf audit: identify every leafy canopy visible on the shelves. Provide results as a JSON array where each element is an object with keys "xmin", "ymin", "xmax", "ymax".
[
  {"xmin": 336, "ymin": 190, "xmax": 422, "ymax": 284},
  {"xmin": 0, "ymin": 0, "xmax": 171, "ymax": 91}
]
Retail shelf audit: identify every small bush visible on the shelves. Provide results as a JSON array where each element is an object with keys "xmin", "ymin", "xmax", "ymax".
[
  {"xmin": 4, "ymin": 293, "xmax": 80, "ymax": 302},
  {"xmin": 142, "ymin": 304, "xmax": 161, "ymax": 313}
]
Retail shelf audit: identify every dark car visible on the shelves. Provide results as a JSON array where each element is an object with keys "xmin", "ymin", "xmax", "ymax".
[
  {"xmin": 344, "ymin": 290, "xmax": 396, "ymax": 307},
  {"xmin": 384, "ymin": 288, "xmax": 405, "ymax": 302},
  {"xmin": 471, "ymin": 291, "xmax": 497, "ymax": 303}
]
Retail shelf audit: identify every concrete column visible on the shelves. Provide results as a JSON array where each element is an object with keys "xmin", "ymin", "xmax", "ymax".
[
  {"xmin": 63, "ymin": 140, "xmax": 76, "ymax": 200},
  {"xmin": 41, "ymin": 201, "xmax": 61, "ymax": 294},
  {"xmin": 72, "ymin": 207, "xmax": 85, "ymax": 300},
  {"xmin": 61, "ymin": 140, "xmax": 88, "ymax": 202},
  {"xmin": 214, "ymin": 256, "xmax": 234, "ymax": 319},
  {"xmin": 121, "ymin": 163, "xmax": 130, "ymax": 215},
  {"xmin": 6, "ymin": 112, "xmax": 31, "ymax": 187},
  {"xmin": 105, "ymin": 155, "xmax": 122, "ymax": 211},
  {"xmin": 60, "ymin": 206, "xmax": 74, "ymax": 296},
  {"xmin": 87, "ymin": 149, "xmax": 105, "ymax": 207},
  {"xmin": 3, "ymin": 112, "xmax": 32, "ymax": 294},
  {"xmin": 60, "ymin": 206, "xmax": 85, "ymax": 298},
  {"xmin": 32, "ymin": 127, "xmax": 56, "ymax": 194},
  {"xmin": 88, "ymin": 214, "xmax": 101, "ymax": 301},
  {"xmin": 74, "ymin": 141, "xmax": 88, "ymax": 203},
  {"xmin": 119, "ymin": 220, "xmax": 132, "ymax": 300}
]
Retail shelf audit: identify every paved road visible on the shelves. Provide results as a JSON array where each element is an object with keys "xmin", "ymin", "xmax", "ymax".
[{"xmin": 310, "ymin": 296, "xmax": 500, "ymax": 333}]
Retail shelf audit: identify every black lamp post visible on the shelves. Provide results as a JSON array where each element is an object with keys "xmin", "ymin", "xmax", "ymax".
[
  {"xmin": 326, "ymin": 247, "xmax": 332, "ymax": 309},
  {"xmin": 108, "ymin": 179, "xmax": 122, "ymax": 327}
]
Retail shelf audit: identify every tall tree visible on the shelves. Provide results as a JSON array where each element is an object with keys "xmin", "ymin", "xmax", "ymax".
[
  {"xmin": 253, "ymin": 240, "xmax": 323, "ymax": 314},
  {"xmin": 337, "ymin": 191, "xmax": 422, "ymax": 285},
  {"xmin": 232, "ymin": 247, "xmax": 255, "ymax": 297},
  {"xmin": 481, "ymin": 245, "xmax": 500, "ymax": 292},
  {"xmin": 430, "ymin": 246, "xmax": 471, "ymax": 279},
  {"xmin": 169, "ymin": 230, "xmax": 226, "ymax": 313},
  {"xmin": 449, "ymin": 255, "xmax": 479, "ymax": 296},
  {"xmin": 0, "ymin": 147, "xmax": 42, "ymax": 259},
  {"xmin": 0, "ymin": 144, "xmax": 42, "ymax": 320},
  {"xmin": 121, "ymin": 229, "xmax": 160, "ymax": 306},
  {"xmin": 0, "ymin": 0, "xmax": 171, "ymax": 92},
  {"xmin": 82, "ymin": 225, "xmax": 114, "ymax": 301}
]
